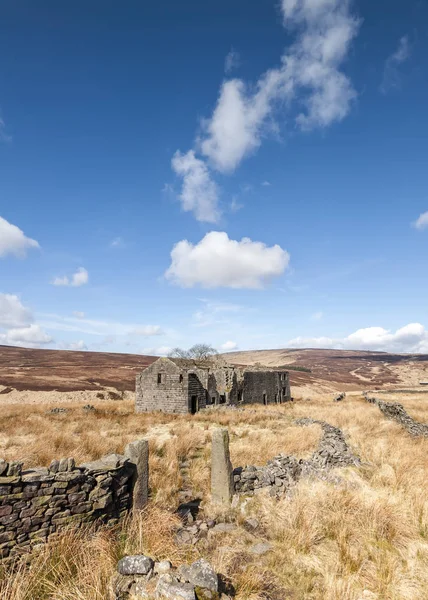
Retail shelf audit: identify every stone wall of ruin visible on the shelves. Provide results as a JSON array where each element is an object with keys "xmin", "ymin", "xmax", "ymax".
[
  {"xmin": 0, "ymin": 452, "xmax": 135, "ymax": 560},
  {"xmin": 242, "ymin": 371, "xmax": 290, "ymax": 405},
  {"xmin": 136, "ymin": 359, "xmax": 192, "ymax": 414}
]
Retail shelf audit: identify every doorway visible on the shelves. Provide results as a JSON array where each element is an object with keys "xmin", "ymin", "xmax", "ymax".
[
  {"xmin": 219, "ymin": 394, "xmax": 226, "ymax": 404},
  {"xmin": 263, "ymin": 393, "xmax": 267, "ymax": 405},
  {"xmin": 190, "ymin": 395, "xmax": 198, "ymax": 415}
]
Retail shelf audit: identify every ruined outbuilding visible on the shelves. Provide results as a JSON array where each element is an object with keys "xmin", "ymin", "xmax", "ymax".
[{"xmin": 135, "ymin": 357, "xmax": 291, "ymax": 414}]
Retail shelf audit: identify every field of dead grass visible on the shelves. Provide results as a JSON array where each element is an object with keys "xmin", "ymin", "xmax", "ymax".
[{"xmin": 1, "ymin": 395, "xmax": 428, "ymax": 599}]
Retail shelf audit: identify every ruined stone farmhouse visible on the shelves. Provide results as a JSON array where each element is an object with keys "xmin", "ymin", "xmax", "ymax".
[{"xmin": 135, "ymin": 357, "xmax": 291, "ymax": 414}]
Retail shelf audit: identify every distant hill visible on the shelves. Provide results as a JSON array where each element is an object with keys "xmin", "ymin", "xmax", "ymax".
[
  {"xmin": 222, "ymin": 348, "xmax": 428, "ymax": 396},
  {"xmin": 1, "ymin": 345, "xmax": 428, "ymax": 396},
  {"xmin": 0, "ymin": 345, "xmax": 156, "ymax": 392}
]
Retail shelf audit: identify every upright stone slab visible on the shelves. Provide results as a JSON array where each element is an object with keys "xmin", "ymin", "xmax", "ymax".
[
  {"xmin": 211, "ymin": 428, "xmax": 233, "ymax": 505},
  {"xmin": 125, "ymin": 440, "xmax": 149, "ymax": 510}
]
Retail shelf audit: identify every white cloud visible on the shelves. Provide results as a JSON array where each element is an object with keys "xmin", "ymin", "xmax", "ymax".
[
  {"xmin": 171, "ymin": 150, "xmax": 220, "ymax": 223},
  {"xmin": 221, "ymin": 340, "xmax": 238, "ymax": 351},
  {"xmin": 129, "ymin": 325, "xmax": 164, "ymax": 336},
  {"xmin": 72, "ymin": 311, "xmax": 85, "ymax": 319},
  {"xmin": 380, "ymin": 35, "xmax": 411, "ymax": 94},
  {"xmin": 225, "ymin": 48, "xmax": 240, "ymax": 74},
  {"xmin": 165, "ymin": 231, "xmax": 290, "ymax": 289},
  {"xmin": 413, "ymin": 211, "xmax": 428, "ymax": 231},
  {"xmin": 0, "ymin": 293, "xmax": 52, "ymax": 348},
  {"xmin": 261, "ymin": 181, "xmax": 271, "ymax": 187},
  {"xmin": 0, "ymin": 293, "xmax": 33, "ymax": 328},
  {"xmin": 201, "ymin": 0, "xmax": 359, "ymax": 170},
  {"xmin": 311, "ymin": 311, "xmax": 324, "ymax": 321},
  {"xmin": 287, "ymin": 322, "xmax": 428, "ymax": 353},
  {"xmin": 172, "ymin": 0, "xmax": 359, "ymax": 218},
  {"xmin": 0, "ymin": 324, "xmax": 52, "ymax": 348},
  {"xmin": 0, "ymin": 216, "xmax": 40, "ymax": 258},
  {"xmin": 52, "ymin": 267, "xmax": 89, "ymax": 287}
]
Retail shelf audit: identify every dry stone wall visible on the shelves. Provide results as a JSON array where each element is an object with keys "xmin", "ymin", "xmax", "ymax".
[
  {"xmin": 233, "ymin": 419, "xmax": 359, "ymax": 496},
  {"xmin": 0, "ymin": 452, "xmax": 135, "ymax": 560},
  {"xmin": 363, "ymin": 393, "xmax": 428, "ymax": 437}
]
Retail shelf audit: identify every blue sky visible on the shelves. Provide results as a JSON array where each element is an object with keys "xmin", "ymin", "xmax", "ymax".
[{"xmin": 1, "ymin": 0, "xmax": 427, "ymax": 355}]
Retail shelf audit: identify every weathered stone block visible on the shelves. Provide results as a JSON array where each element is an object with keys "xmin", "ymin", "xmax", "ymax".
[
  {"xmin": 211, "ymin": 429, "xmax": 233, "ymax": 505},
  {"xmin": 71, "ymin": 502, "xmax": 92, "ymax": 515},
  {"xmin": 0, "ymin": 505, "xmax": 12, "ymax": 518},
  {"xmin": 124, "ymin": 440, "xmax": 149, "ymax": 511}
]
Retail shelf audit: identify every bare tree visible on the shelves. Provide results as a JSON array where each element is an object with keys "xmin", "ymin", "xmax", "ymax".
[{"xmin": 168, "ymin": 344, "xmax": 218, "ymax": 360}]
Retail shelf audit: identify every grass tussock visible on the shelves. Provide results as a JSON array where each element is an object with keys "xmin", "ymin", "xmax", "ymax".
[{"xmin": 1, "ymin": 396, "xmax": 428, "ymax": 598}]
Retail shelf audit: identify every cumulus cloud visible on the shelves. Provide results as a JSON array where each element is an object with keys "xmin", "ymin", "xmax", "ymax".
[
  {"xmin": 380, "ymin": 36, "xmax": 411, "ymax": 94},
  {"xmin": 0, "ymin": 324, "xmax": 52, "ymax": 348},
  {"xmin": 0, "ymin": 216, "xmax": 40, "ymax": 258},
  {"xmin": 172, "ymin": 0, "xmax": 359, "ymax": 220},
  {"xmin": 52, "ymin": 267, "xmax": 89, "ymax": 287},
  {"xmin": 413, "ymin": 211, "xmax": 428, "ymax": 231},
  {"xmin": 225, "ymin": 48, "xmax": 240, "ymax": 74},
  {"xmin": 171, "ymin": 150, "xmax": 220, "ymax": 223},
  {"xmin": 221, "ymin": 340, "xmax": 238, "ymax": 351},
  {"xmin": 287, "ymin": 322, "xmax": 428, "ymax": 353},
  {"xmin": 0, "ymin": 294, "xmax": 33, "ymax": 328},
  {"xmin": 0, "ymin": 293, "xmax": 52, "ymax": 348},
  {"xmin": 165, "ymin": 231, "xmax": 290, "ymax": 289},
  {"xmin": 129, "ymin": 325, "xmax": 164, "ymax": 336}
]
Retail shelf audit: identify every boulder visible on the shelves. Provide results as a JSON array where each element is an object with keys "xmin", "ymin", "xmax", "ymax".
[
  {"xmin": 178, "ymin": 559, "xmax": 218, "ymax": 594},
  {"xmin": 117, "ymin": 555, "xmax": 154, "ymax": 576},
  {"xmin": 156, "ymin": 575, "xmax": 196, "ymax": 600}
]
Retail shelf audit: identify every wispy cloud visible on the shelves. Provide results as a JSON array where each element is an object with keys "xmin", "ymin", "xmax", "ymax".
[
  {"xmin": 37, "ymin": 313, "xmax": 165, "ymax": 337},
  {"xmin": 110, "ymin": 237, "xmax": 124, "ymax": 248},
  {"xmin": 380, "ymin": 35, "xmax": 411, "ymax": 94},
  {"xmin": 172, "ymin": 0, "xmax": 360, "ymax": 222},
  {"xmin": 311, "ymin": 311, "xmax": 324, "ymax": 321},
  {"xmin": 224, "ymin": 48, "xmax": 240, "ymax": 74},
  {"xmin": 192, "ymin": 299, "xmax": 245, "ymax": 328}
]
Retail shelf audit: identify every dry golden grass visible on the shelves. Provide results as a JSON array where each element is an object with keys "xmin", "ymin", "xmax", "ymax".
[{"xmin": 1, "ymin": 396, "xmax": 428, "ymax": 599}]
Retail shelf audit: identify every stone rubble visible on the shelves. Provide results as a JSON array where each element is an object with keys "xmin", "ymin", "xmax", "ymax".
[
  {"xmin": 333, "ymin": 392, "xmax": 346, "ymax": 402},
  {"xmin": 111, "ymin": 555, "xmax": 230, "ymax": 600}
]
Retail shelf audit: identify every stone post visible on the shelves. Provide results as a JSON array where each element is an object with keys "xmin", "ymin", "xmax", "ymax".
[
  {"xmin": 211, "ymin": 428, "xmax": 233, "ymax": 505},
  {"xmin": 125, "ymin": 439, "xmax": 149, "ymax": 510}
]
